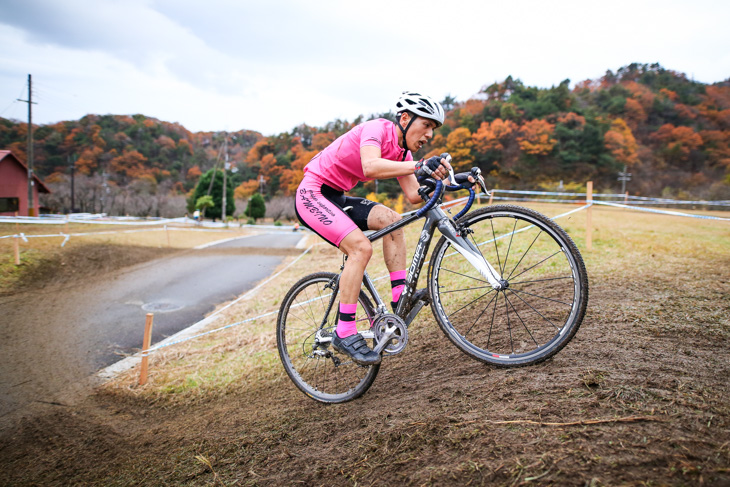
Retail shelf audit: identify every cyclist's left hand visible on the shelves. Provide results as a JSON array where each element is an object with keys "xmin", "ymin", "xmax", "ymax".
[{"xmin": 467, "ymin": 174, "xmax": 479, "ymax": 192}]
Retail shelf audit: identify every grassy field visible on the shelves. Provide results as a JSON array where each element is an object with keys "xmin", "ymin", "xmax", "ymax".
[{"xmin": 1, "ymin": 203, "xmax": 729, "ymax": 486}]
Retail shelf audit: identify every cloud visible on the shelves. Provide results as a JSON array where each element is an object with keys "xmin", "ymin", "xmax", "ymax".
[{"xmin": 1, "ymin": 0, "xmax": 729, "ymax": 134}]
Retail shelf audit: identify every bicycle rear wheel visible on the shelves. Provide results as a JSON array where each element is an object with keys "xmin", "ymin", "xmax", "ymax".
[
  {"xmin": 276, "ymin": 272, "xmax": 379, "ymax": 403},
  {"xmin": 428, "ymin": 205, "xmax": 588, "ymax": 367}
]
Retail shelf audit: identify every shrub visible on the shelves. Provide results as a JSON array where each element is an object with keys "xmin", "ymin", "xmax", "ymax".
[{"xmin": 245, "ymin": 193, "xmax": 266, "ymax": 220}]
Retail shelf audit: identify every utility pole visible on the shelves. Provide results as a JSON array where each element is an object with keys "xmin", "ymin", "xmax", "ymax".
[
  {"xmin": 222, "ymin": 134, "xmax": 228, "ymax": 223},
  {"xmin": 17, "ymin": 74, "xmax": 37, "ymax": 216},
  {"xmin": 69, "ymin": 154, "xmax": 77, "ymax": 213},
  {"xmin": 618, "ymin": 165, "xmax": 632, "ymax": 194}
]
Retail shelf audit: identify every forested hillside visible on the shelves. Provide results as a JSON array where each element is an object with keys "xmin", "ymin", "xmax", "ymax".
[{"xmin": 1, "ymin": 63, "xmax": 728, "ymax": 216}]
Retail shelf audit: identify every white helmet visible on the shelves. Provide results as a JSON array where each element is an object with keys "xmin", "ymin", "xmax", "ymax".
[{"xmin": 395, "ymin": 91, "xmax": 445, "ymax": 127}]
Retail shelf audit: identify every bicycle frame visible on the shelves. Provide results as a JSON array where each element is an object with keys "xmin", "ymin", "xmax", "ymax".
[
  {"xmin": 367, "ymin": 199, "xmax": 503, "ymax": 321},
  {"xmin": 315, "ymin": 181, "xmax": 504, "ymax": 344}
]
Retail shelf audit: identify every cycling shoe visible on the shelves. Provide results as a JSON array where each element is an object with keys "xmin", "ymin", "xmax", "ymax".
[{"xmin": 332, "ymin": 332, "xmax": 381, "ymax": 366}]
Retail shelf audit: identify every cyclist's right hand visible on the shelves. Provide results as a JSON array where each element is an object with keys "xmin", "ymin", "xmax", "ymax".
[{"xmin": 414, "ymin": 153, "xmax": 451, "ymax": 181}]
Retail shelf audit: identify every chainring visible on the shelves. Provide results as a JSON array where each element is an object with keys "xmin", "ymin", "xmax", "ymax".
[{"xmin": 372, "ymin": 314, "xmax": 409, "ymax": 355}]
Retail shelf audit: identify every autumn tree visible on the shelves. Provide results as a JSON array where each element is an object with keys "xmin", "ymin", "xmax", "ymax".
[
  {"xmin": 517, "ymin": 120, "xmax": 556, "ymax": 156},
  {"xmin": 427, "ymin": 127, "xmax": 474, "ymax": 169},
  {"xmin": 651, "ymin": 124, "xmax": 703, "ymax": 168},
  {"xmin": 603, "ymin": 118, "xmax": 639, "ymax": 167},
  {"xmin": 234, "ymin": 179, "xmax": 260, "ymax": 199},
  {"xmin": 473, "ymin": 119, "xmax": 517, "ymax": 153}
]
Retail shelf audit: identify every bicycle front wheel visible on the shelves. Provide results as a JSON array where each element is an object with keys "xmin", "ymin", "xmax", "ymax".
[
  {"xmin": 276, "ymin": 272, "xmax": 379, "ymax": 403},
  {"xmin": 428, "ymin": 205, "xmax": 588, "ymax": 367}
]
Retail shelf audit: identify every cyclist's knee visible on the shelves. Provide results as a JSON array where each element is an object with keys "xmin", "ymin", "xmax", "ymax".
[
  {"xmin": 369, "ymin": 206, "xmax": 401, "ymax": 230},
  {"xmin": 340, "ymin": 233, "xmax": 372, "ymax": 262},
  {"xmin": 352, "ymin": 240, "xmax": 373, "ymax": 261}
]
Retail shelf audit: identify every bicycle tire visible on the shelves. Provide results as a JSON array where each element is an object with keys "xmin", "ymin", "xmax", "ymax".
[
  {"xmin": 276, "ymin": 272, "xmax": 380, "ymax": 403},
  {"xmin": 428, "ymin": 205, "xmax": 588, "ymax": 367}
]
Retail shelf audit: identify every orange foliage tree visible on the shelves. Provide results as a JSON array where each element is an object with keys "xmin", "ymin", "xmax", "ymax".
[
  {"xmin": 651, "ymin": 124, "xmax": 703, "ymax": 166},
  {"xmin": 186, "ymin": 165, "xmax": 202, "ymax": 180},
  {"xmin": 517, "ymin": 120, "xmax": 556, "ymax": 156},
  {"xmin": 279, "ymin": 139, "xmax": 318, "ymax": 195},
  {"xmin": 427, "ymin": 127, "xmax": 474, "ymax": 169},
  {"xmin": 473, "ymin": 118, "xmax": 517, "ymax": 153},
  {"xmin": 234, "ymin": 180, "xmax": 260, "ymax": 199},
  {"xmin": 109, "ymin": 150, "xmax": 149, "ymax": 180},
  {"xmin": 604, "ymin": 118, "xmax": 639, "ymax": 167}
]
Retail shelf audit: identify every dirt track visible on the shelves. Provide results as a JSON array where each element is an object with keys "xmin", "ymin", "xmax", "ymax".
[{"xmin": 1, "ymin": 228, "xmax": 729, "ymax": 485}]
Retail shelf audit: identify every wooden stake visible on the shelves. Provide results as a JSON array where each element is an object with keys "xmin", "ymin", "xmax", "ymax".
[
  {"xmin": 488, "ymin": 191, "xmax": 494, "ymax": 206},
  {"xmin": 14, "ymin": 236, "xmax": 20, "ymax": 265},
  {"xmin": 586, "ymin": 181, "xmax": 593, "ymax": 251},
  {"xmin": 624, "ymin": 191, "xmax": 629, "ymax": 205},
  {"xmin": 139, "ymin": 313, "xmax": 154, "ymax": 385},
  {"xmin": 165, "ymin": 225, "xmax": 170, "ymax": 247}
]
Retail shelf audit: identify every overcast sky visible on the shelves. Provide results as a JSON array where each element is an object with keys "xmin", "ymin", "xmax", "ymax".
[{"xmin": 1, "ymin": 0, "xmax": 728, "ymax": 136}]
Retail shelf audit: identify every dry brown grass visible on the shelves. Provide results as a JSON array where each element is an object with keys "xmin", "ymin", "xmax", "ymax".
[{"xmin": 104, "ymin": 203, "xmax": 730, "ymax": 399}]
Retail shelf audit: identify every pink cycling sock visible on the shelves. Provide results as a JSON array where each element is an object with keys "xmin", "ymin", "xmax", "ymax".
[
  {"xmin": 336, "ymin": 303, "xmax": 358, "ymax": 338},
  {"xmin": 390, "ymin": 270, "xmax": 407, "ymax": 304}
]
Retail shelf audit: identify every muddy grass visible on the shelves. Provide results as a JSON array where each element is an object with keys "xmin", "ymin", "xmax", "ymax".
[{"xmin": 1, "ymin": 209, "xmax": 729, "ymax": 486}]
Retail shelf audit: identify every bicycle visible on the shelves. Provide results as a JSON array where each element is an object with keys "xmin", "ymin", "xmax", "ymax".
[{"xmin": 277, "ymin": 165, "xmax": 589, "ymax": 403}]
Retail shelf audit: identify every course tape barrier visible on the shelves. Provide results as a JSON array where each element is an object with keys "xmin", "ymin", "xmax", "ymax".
[
  {"xmin": 140, "ymin": 197, "xmax": 711, "ymax": 358},
  {"xmin": 490, "ymin": 189, "xmax": 730, "ymax": 207},
  {"xmin": 79, "ymin": 190, "xmax": 728, "ymax": 370},
  {"xmin": 593, "ymin": 200, "xmax": 730, "ymax": 221},
  {"xmin": 0, "ymin": 223, "xmax": 304, "ymax": 246}
]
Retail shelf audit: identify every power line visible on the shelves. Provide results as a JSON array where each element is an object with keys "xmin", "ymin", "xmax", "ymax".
[{"xmin": 0, "ymin": 81, "xmax": 29, "ymax": 118}]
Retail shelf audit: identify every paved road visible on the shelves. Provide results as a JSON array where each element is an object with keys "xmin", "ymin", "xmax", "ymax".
[{"xmin": 0, "ymin": 231, "xmax": 305, "ymax": 424}]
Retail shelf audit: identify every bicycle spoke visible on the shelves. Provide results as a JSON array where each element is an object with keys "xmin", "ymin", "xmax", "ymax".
[
  {"xmin": 506, "ymin": 289, "xmax": 560, "ymax": 331},
  {"xmin": 439, "ymin": 266, "xmax": 489, "ymax": 284},
  {"xmin": 490, "ymin": 218, "xmax": 503, "ymax": 275},
  {"xmin": 509, "ymin": 250, "xmax": 563, "ymax": 282},
  {"xmin": 502, "ymin": 218, "xmax": 518, "ymax": 277},
  {"xmin": 505, "ymin": 292, "xmax": 514, "ymax": 354},
  {"xmin": 444, "ymin": 288, "xmax": 495, "ymax": 317},
  {"xmin": 505, "ymin": 230, "xmax": 542, "ymax": 281},
  {"xmin": 510, "ymin": 275, "xmax": 574, "ymax": 286},
  {"xmin": 278, "ymin": 274, "xmax": 379, "ymax": 403},
  {"xmin": 486, "ymin": 291, "xmax": 499, "ymax": 351},
  {"xmin": 509, "ymin": 288, "xmax": 573, "ymax": 307},
  {"xmin": 439, "ymin": 284, "xmax": 493, "ymax": 294},
  {"xmin": 463, "ymin": 292, "xmax": 498, "ymax": 338},
  {"xmin": 504, "ymin": 292, "xmax": 539, "ymax": 347}
]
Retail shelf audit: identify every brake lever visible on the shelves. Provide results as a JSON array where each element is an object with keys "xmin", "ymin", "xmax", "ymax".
[
  {"xmin": 478, "ymin": 175, "xmax": 490, "ymax": 196},
  {"xmin": 442, "ymin": 154, "xmax": 457, "ymax": 185}
]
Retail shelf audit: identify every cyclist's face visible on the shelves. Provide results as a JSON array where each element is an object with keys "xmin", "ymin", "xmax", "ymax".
[{"xmin": 404, "ymin": 115, "xmax": 437, "ymax": 153}]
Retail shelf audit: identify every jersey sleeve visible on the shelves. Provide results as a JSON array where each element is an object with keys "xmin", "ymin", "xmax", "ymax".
[{"xmin": 359, "ymin": 121, "xmax": 387, "ymax": 149}]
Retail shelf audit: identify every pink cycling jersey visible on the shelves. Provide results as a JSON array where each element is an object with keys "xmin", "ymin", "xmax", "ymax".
[
  {"xmin": 303, "ymin": 118, "xmax": 413, "ymax": 192},
  {"xmin": 295, "ymin": 118, "xmax": 413, "ymax": 247}
]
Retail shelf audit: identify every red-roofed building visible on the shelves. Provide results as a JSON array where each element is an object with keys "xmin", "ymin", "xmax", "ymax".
[{"xmin": 0, "ymin": 150, "xmax": 51, "ymax": 216}]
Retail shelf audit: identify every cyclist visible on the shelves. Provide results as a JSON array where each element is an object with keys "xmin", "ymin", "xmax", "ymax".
[{"xmin": 294, "ymin": 92, "xmax": 456, "ymax": 366}]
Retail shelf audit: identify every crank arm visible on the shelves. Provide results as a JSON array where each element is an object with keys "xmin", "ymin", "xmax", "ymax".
[{"xmin": 371, "ymin": 324, "xmax": 397, "ymax": 355}]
